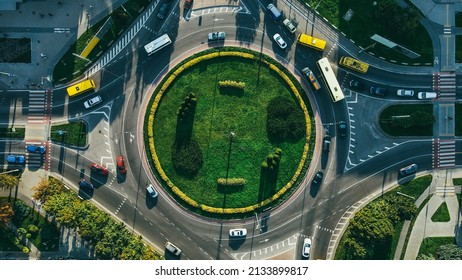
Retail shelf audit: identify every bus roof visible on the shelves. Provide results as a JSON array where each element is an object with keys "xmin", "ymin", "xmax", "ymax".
[{"xmin": 144, "ymin": 34, "xmax": 172, "ymax": 54}]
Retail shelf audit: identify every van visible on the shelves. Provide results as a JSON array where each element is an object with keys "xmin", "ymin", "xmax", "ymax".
[
  {"xmin": 417, "ymin": 92, "xmax": 437, "ymax": 100},
  {"xmin": 267, "ymin": 4, "xmax": 282, "ymax": 21}
]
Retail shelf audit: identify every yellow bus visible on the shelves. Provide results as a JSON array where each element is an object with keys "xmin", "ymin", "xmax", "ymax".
[
  {"xmin": 66, "ymin": 79, "xmax": 96, "ymax": 96},
  {"xmin": 339, "ymin": 56, "xmax": 369, "ymax": 74},
  {"xmin": 297, "ymin": 34, "xmax": 326, "ymax": 51}
]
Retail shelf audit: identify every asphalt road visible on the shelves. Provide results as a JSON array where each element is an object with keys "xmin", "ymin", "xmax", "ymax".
[{"xmin": 17, "ymin": 0, "xmax": 447, "ymax": 260}]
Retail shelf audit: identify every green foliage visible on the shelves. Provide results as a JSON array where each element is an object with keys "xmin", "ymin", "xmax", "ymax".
[
  {"xmin": 217, "ymin": 178, "xmax": 246, "ymax": 187},
  {"xmin": 177, "ymin": 93, "xmax": 197, "ymax": 124},
  {"xmin": 33, "ymin": 178, "xmax": 163, "ymax": 259},
  {"xmin": 17, "ymin": 227, "xmax": 27, "ymax": 235},
  {"xmin": 50, "ymin": 121, "xmax": 87, "ymax": 147},
  {"xmin": 437, "ymin": 244, "xmax": 462, "ymax": 260},
  {"xmin": 382, "ymin": 194, "xmax": 417, "ymax": 221},
  {"xmin": 267, "ymin": 96, "xmax": 305, "ymax": 142},
  {"xmin": 452, "ymin": 178, "xmax": 462, "ymax": 186},
  {"xmin": 171, "ymin": 139, "xmax": 204, "ymax": 177},
  {"xmin": 380, "ymin": 104, "xmax": 433, "ymax": 136},
  {"xmin": 0, "ymin": 174, "xmax": 19, "ymax": 191},
  {"xmin": 27, "ymin": 224, "xmax": 39, "ymax": 234},
  {"xmin": 25, "ymin": 233, "xmax": 32, "ymax": 239},
  {"xmin": 32, "ymin": 178, "xmax": 65, "ymax": 203},
  {"xmin": 349, "ymin": 200, "xmax": 394, "ymax": 243},
  {"xmin": 410, "ymin": 111, "xmax": 434, "ymax": 126}
]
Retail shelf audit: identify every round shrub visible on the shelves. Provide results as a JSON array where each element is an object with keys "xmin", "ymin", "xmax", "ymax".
[
  {"xmin": 17, "ymin": 227, "xmax": 27, "ymax": 235},
  {"xmin": 26, "ymin": 233, "xmax": 32, "ymax": 239},
  {"xmin": 171, "ymin": 139, "xmax": 204, "ymax": 177},
  {"xmin": 22, "ymin": 246, "xmax": 30, "ymax": 254},
  {"xmin": 28, "ymin": 224, "xmax": 39, "ymax": 234},
  {"xmin": 267, "ymin": 96, "xmax": 305, "ymax": 142}
]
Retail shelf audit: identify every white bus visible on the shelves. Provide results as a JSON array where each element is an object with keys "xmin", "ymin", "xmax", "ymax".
[
  {"xmin": 316, "ymin": 57, "xmax": 345, "ymax": 102},
  {"xmin": 144, "ymin": 34, "xmax": 172, "ymax": 55}
]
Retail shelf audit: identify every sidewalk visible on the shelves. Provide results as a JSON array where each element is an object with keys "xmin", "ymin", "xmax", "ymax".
[{"xmin": 0, "ymin": 0, "xmax": 128, "ymax": 90}]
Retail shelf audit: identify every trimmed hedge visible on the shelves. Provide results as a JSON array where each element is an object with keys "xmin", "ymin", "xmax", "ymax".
[
  {"xmin": 217, "ymin": 178, "xmax": 246, "ymax": 187},
  {"xmin": 218, "ymin": 80, "xmax": 246, "ymax": 90}
]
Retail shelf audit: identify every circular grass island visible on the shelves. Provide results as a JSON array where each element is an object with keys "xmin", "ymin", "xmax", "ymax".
[{"xmin": 145, "ymin": 47, "xmax": 315, "ymax": 216}]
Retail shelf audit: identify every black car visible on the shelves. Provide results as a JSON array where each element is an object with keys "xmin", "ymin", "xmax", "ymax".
[
  {"xmin": 338, "ymin": 121, "xmax": 347, "ymax": 137},
  {"xmin": 349, "ymin": 80, "xmax": 364, "ymax": 90},
  {"xmin": 370, "ymin": 86, "xmax": 387, "ymax": 96},
  {"xmin": 312, "ymin": 170, "xmax": 324, "ymax": 185}
]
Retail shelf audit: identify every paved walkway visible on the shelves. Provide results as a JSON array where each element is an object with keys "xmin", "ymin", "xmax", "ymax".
[
  {"xmin": 402, "ymin": 169, "xmax": 462, "ymax": 259},
  {"xmin": 0, "ymin": 0, "xmax": 129, "ymax": 90}
]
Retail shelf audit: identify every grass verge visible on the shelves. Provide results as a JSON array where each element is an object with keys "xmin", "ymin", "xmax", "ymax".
[
  {"xmin": 50, "ymin": 121, "xmax": 87, "ymax": 147},
  {"xmin": 431, "ymin": 201, "xmax": 450, "ymax": 222},
  {"xmin": 0, "ymin": 127, "xmax": 25, "ymax": 139},
  {"xmin": 303, "ymin": 0, "xmax": 433, "ymax": 64},
  {"xmin": 418, "ymin": 237, "xmax": 456, "ymax": 259},
  {"xmin": 379, "ymin": 104, "xmax": 433, "ymax": 136}
]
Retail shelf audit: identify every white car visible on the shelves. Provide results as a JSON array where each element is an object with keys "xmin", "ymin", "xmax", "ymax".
[
  {"xmin": 165, "ymin": 242, "xmax": 181, "ymax": 256},
  {"xmin": 396, "ymin": 89, "xmax": 414, "ymax": 97},
  {"xmin": 83, "ymin": 95, "xmax": 102, "ymax": 108},
  {"xmin": 283, "ymin": 19, "xmax": 297, "ymax": 33},
  {"xmin": 417, "ymin": 92, "xmax": 437, "ymax": 100},
  {"xmin": 146, "ymin": 184, "xmax": 158, "ymax": 198},
  {"xmin": 229, "ymin": 228, "xmax": 247, "ymax": 237},
  {"xmin": 273, "ymin": 33, "xmax": 287, "ymax": 49},
  {"xmin": 302, "ymin": 238, "xmax": 312, "ymax": 258}
]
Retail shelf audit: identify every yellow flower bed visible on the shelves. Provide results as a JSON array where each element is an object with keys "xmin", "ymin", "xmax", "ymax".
[{"xmin": 146, "ymin": 50, "xmax": 312, "ymax": 215}]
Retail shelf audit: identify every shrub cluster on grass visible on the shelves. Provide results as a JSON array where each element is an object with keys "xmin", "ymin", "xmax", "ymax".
[
  {"xmin": 218, "ymin": 80, "xmax": 246, "ymax": 90},
  {"xmin": 267, "ymin": 96, "xmax": 305, "ymax": 142},
  {"xmin": 177, "ymin": 93, "xmax": 197, "ymax": 124},
  {"xmin": 171, "ymin": 139, "xmax": 204, "ymax": 178},
  {"xmin": 217, "ymin": 178, "xmax": 246, "ymax": 187}
]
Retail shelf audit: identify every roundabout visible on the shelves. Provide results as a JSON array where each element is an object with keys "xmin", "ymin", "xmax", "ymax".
[{"xmin": 144, "ymin": 48, "xmax": 315, "ymax": 215}]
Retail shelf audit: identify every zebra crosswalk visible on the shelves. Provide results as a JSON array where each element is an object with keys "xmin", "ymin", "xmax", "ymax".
[
  {"xmin": 24, "ymin": 140, "xmax": 45, "ymax": 169},
  {"xmin": 28, "ymin": 90, "xmax": 47, "ymax": 124},
  {"xmin": 433, "ymin": 72, "xmax": 456, "ymax": 100},
  {"xmin": 432, "ymin": 139, "xmax": 455, "ymax": 169}
]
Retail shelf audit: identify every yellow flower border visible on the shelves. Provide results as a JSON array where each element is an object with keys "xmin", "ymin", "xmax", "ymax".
[{"xmin": 146, "ymin": 51, "xmax": 312, "ymax": 214}]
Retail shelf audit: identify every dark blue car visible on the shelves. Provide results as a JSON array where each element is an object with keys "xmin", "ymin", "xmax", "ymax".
[{"xmin": 79, "ymin": 179, "xmax": 94, "ymax": 190}]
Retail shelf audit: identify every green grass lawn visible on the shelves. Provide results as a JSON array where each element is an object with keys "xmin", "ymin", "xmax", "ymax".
[
  {"xmin": 304, "ymin": 0, "xmax": 433, "ymax": 64},
  {"xmin": 152, "ymin": 56, "xmax": 306, "ymax": 208},
  {"xmin": 0, "ymin": 127, "xmax": 25, "ymax": 139},
  {"xmin": 6, "ymin": 198, "xmax": 60, "ymax": 252},
  {"xmin": 456, "ymin": 12, "xmax": 462, "ymax": 27},
  {"xmin": 431, "ymin": 201, "xmax": 450, "ymax": 222},
  {"xmin": 456, "ymin": 36, "xmax": 462, "ymax": 63},
  {"xmin": 418, "ymin": 237, "xmax": 456, "ymax": 259},
  {"xmin": 379, "ymin": 104, "xmax": 433, "ymax": 136},
  {"xmin": 397, "ymin": 174, "xmax": 432, "ymax": 199},
  {"xmin": 453, "ymin": 178, "xmax": 462, "ymax": 185},
  {"xmin": 50, "ymin": 121, "xmax": 87, "ymax": 147}
]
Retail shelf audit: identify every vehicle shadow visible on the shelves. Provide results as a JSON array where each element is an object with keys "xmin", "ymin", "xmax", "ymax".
[
  {"xmin": 228, "ymin": 237, "xmax": 246, "ymax": 250},
  {"xmin": 117, "ymin": 173, "xmax": 126, "ymax": 184},
  {"xmin": 309, "ymin": 183, "xmax": 320, "ymax": 197},
  {"xmin": 164, "ymin": 250, "xmax": 181, "ymax": 260},
  {"xmin": 90, "ymin": 173, "xmax": 108, "ymax": 189},
  {"xmin": 145, "ymin": 194, "xmax": 157, "ymax": 209}
]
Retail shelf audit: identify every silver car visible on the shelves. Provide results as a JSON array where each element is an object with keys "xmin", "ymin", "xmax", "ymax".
[
  {"xmin": 302, "ymin": 238, "xmax": 312, "ymax": 258},
  {"xmin": 146, "ymin": 184, "xmax": 158, "ymax": 198},
  {"xmin": 165, "ymin": 241, "xmax": 181, "ymax": 256},
  {"xmin": 83, "ymin": 95, "xmax": 102, "ymax": 108},
  {"xmin": 208, "ymin": 32, "xmax": 225, "ymax": 41}
]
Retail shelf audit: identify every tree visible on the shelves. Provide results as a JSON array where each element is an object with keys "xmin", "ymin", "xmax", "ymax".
[
  {"xmin": 0, "ymin": 174, "xmax": 18, "ymax": 191},
  {"xmin": 349, "ymin": 200, "xmax": 394, "ymax": 243},
  {"xmin": 343, "ymin": 234, "xmax": 367, "ymax": 260},
  {"xmin": 437, "ymin": 244, "xmax": 462, "ymax": 260},
  {"xmin": 32, "ymin": 178, "xmax": 65, "ymax": 203},
  {"xmin": 0, "ymin": 201, "xmax": 13, "ymax": 226},
  {"xmin": 43, "ymin": 191, "xmax": 80, "ymax": 229},
  {"xmin": 383, "ymin": 194, "xmax": 417, "ymax": 221}
]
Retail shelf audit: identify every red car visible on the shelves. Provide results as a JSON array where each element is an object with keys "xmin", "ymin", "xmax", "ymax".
[
  {"xmin": 116, "ymin": 156, "xmax": 127, "ymax": 174},
  {"xmin": 184, "ymin": 0, "xmax": 193, "ymax": 9},
  {"xmin": 90, "ymin": 163, "xmax": 108, "ymax": 175}
]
